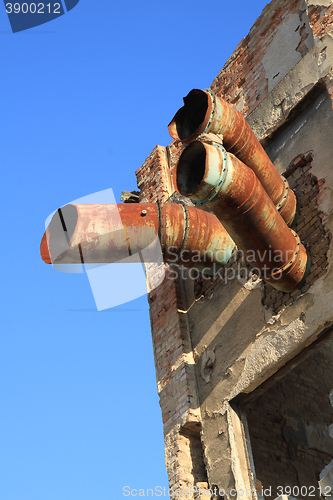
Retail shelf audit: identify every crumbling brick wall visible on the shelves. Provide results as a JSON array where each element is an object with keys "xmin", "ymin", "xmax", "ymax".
[
  {"xmin": 308, "ymin": 3, "xmax": 333, "ymax": 38},
  {"xmin": 263, "ymin": 153, "xmax": 331, "ymax": 313}
]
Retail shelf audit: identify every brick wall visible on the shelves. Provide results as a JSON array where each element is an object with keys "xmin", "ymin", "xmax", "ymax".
[
  {"xmin": 136, "ymin": 145, "xmax": 172, "ymax": 203},
  {"xmin": 210, "ymin": 0, "xmax": 333, "ymax": 118},
  {"xmin": 308, "ymin": 3, "xmax": 333, "ymax": 38},
  {"xmin": 148, "ymin": 268, "xmax": 207, "ymax": 495},
  {"xmin": 149, "ymin": 270, "xmax": 192, "ymax": 434},
  {"xmin": 210, "ymin": 0, "xmax": 307, "ymax": 115}
]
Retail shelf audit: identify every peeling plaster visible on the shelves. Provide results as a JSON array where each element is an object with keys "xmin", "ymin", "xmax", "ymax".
[
  {"xmin": 248, "ymin": 35, "xmax": 333, "ymax": 142},
  {"xmin": 262, "ymin": 15, "xmax": 303, "ymax": 92},
  {"xmin": 303, "ymin": 266, "xmax": 333, "ymax": 329},
  {"xmin": 201, "ymin": 349, "xmax": 216, "ymax": 383}
]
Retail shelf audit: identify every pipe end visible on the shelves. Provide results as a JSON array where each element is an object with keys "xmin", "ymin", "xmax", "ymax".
[
  {"xmin": 168, "ymin": 89, "xmax": 212, "ymax": 143},
  {"xmin": 40, "ymin": 231, "xmax": 52, "ymax": 264},
  {"xmin": 177, "ymin": 141, "xmax": 227, "ymax": 205},
  {"xmin": 41, "ymin": 205, "xmax": 79, "ymax": 264}
]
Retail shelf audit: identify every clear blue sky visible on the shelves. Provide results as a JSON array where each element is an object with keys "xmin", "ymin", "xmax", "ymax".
[{"xmin": 1, "ymin": 1, "xmax": 268, "ymax": 499}]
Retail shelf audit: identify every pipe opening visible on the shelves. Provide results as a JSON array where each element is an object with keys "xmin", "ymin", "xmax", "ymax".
[
  {"xmin": 48, "ymin": 204, "xmax": 78, "ymax": 262},
  {"xmin": 177, "ymin": 142, "xmax": 206, "ymax": 196},
  {"xmin": 170, "ymin": 89, "xmax": 208, "ymax": 141}
]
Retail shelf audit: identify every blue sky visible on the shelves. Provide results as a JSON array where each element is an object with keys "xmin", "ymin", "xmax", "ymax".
[{"xmin": 1, "ymin": 1, "xmax": 268, "ymax": 499}]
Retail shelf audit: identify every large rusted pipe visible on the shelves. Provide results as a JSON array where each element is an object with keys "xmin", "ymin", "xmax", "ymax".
[
  {"xmin": 41, "ymin": 203, "xmax": 235, "ymax": 275},
  {"xmin": 169, "ymin": 89, "xmax": 296, "ymax": 226},
  {"xmin": 176, "ymin": 141, "xmax": 308, "ymax": 292}
]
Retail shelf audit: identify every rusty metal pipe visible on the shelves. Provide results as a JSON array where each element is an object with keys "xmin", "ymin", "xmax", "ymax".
[
  {"xmin": 169, "ymin": 89, "xmax": 296, "ymax": 226},
  {"xmin": 40, "ymin": 203, "xmax": 235, "ymax": 275},
  {"xmin": 176, "ymin": 141, "xmax": 308, "ymax": 292}
]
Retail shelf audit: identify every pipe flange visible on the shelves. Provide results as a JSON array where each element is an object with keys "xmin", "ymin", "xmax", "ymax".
[
  {"xmin": 202, "ymin": 89, "xmax": 216, "ymax": 136},
  {"xmin": 275, "ymin": 176, "xmax": 290, "ymax": 212},
  {"xmin": 271, "ymin": 229, "xmax": 301, "ymax": 276},
  {"xmin": 177, "ymin": 201, "xmax": 190, "ymax": 263},
  {"xmin": 194, "ymin": 143, "xmax": 229, "ymax": 206}
]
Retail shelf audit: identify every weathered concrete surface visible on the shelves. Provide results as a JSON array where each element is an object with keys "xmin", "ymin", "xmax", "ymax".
[
  {"xmin": 248, "ymin": 35, "xmax": 333, "ymax": 142},
  {"xmin": 262, "ymin": 14, "xmax": 305, "ymax": 92}
]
